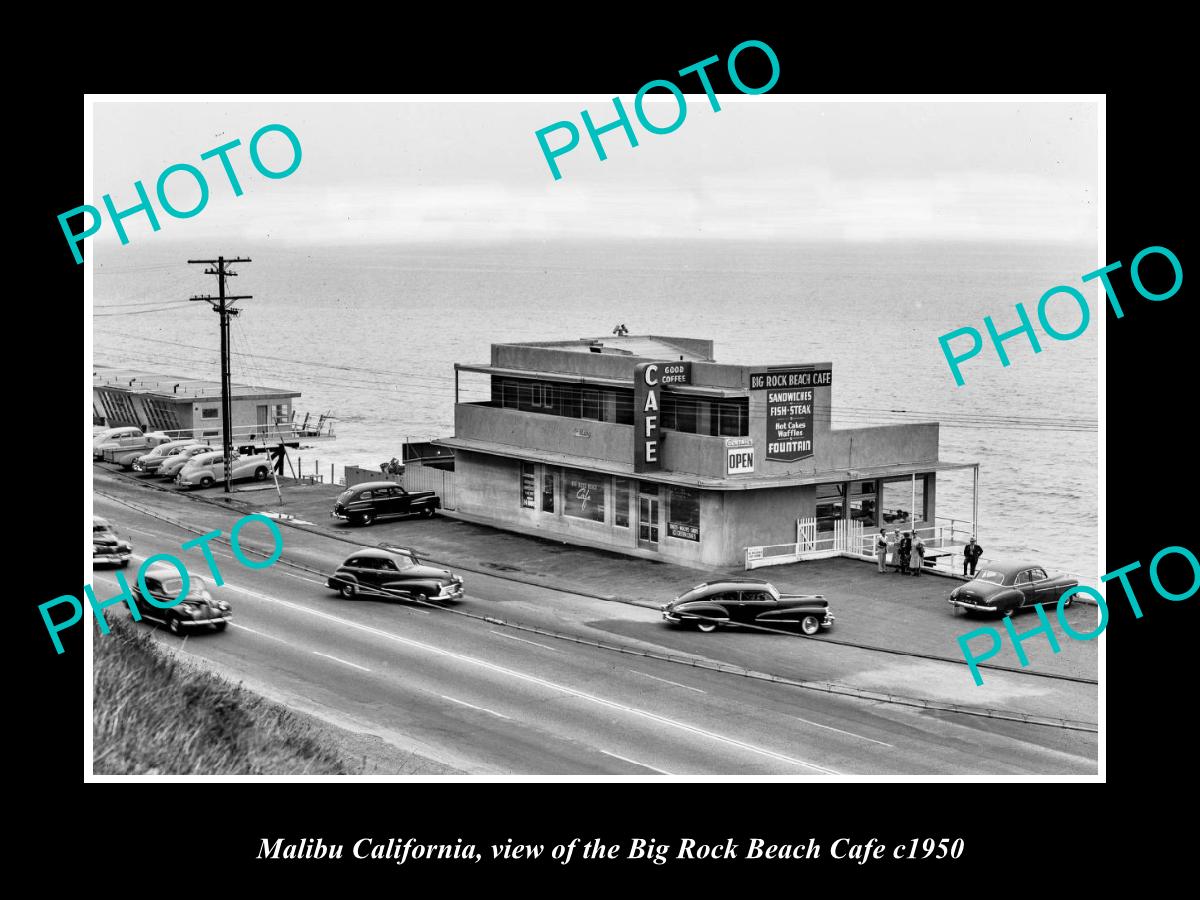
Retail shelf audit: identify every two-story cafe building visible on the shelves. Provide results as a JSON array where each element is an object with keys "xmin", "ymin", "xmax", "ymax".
[{"xmin": 438, "ymin": 336, "xmax": 978, "ymax": 568}]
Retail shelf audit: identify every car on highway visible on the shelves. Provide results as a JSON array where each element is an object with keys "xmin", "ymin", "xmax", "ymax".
[
  {"xmin": 326, "ymin": 546, "xmax": 464, "ymax": 603},
  {"xmin": 175, "ymin": 450, "xmax": 272, "ymax": 488},
  {"xmin": 92, "ymin": 516, "xmax": 132, "ymax": 567},
  {"xmin": 662, "ymin": 579, "xmax": 835, "ymax": 635},
  {"xmin": 948, "ymin": 561, "xmax": 1079, "ymax": 618},
  {"xmin": 331, "ymin": 481, "xmax": 440, "ymax": 526},
  {"xmin": 156, "ymin": 443, "xmax": 215, "ymax": 480},
  {"xmin": 131, "ymin": 439, "xmax": 203, "ymax": 473},
  {"xmin": 131, "ymin": 566, "xmax": 232, "ymax": 634}
]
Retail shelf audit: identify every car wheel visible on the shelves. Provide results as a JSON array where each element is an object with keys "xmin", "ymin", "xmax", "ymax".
[
  {"xmin": 413, "ymin": 591, "xmax": 429, "ymax": 604},
  {"xmin": 1003, "ymin": 605, "xmax": 1016, "ymax": 618},
  {"xmin": 696, "ymin": 619, "xmax": 719, "ymax": 633},
  {"xmin": 1062, "ymin": 593, "xmax": 1074, "ymax": 609},
  {"xmin": 254, "ymin": 466, "xmax": 268, "ymax": 481},
  {"xmin": 340, "ymin": 582, "xmax": 357, "ymax": 599},
  {"xmin": 199, "ymin": 476, "xmax": 214, "ymax": 488},
  {"xmin": 213, "ymin": 622, "xmax": 227, "ymax": 632},
  {"xmin": 360, "ymin": 512, "xmax": 375, "ymax": 527},
  {"xmin": 120, "ymin": 559, "xmax": 130, "ymax": 568},
  {"xmin": 422, "ymin": 506, "xmax": 435, "ymax": 518},
  {"xmin": 800, "ymin": 615, "xmax": 821, "ymax": 636},
  {"xmin": 168, "ymin": 617, "xmax": 181, "ymax": 635}
]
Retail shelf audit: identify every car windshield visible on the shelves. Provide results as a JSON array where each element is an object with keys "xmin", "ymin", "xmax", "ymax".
[
  {"xmin": 93, "ymin": 523, "xmax": 114, "ymax": 535},
  {"xmin": 160, "ymin": 576, "xmax": 209, "ymax": 599},
  {"xmin": 391, "ymin": 553, "xmax": 418, "ymax": 569},
  {"xmin": 973, "ymin": 569, "xmax": 1005, "ymax": 584}
]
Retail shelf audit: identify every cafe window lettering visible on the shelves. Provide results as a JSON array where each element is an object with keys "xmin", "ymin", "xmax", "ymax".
[
  {"xmin": 815, "ymin": 483, "xmax": 845, "ymax": 532},
  {"xmin": 881, "ymin": 477, "xmax": 926, "ymax": 526},
  {"xmin": 563, "ymin": 468, "xmax": 605, "ymax": 522},
  {"xmin": 614, "ymin": 477, "xmax": 631, "ymax": 528},
  {"xmin": 667, "ymin": 487, "xmax": 700, "ymax": 542},
  {"xmin": 520, "ymin": 462, "xmax": 536, "ymax": 509}
]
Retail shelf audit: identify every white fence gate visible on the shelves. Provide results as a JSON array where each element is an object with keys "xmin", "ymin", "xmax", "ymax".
[
  {"xmin": 833, "ymin": 519, "xmax": 864, "ymax": 554},
  {"xmin": 797, "ymin": 516, "xmax": 816, "ymax": 551},
  {"xmin": 403, "ymin": 463, "xmax": 456, "ymax": 510}
]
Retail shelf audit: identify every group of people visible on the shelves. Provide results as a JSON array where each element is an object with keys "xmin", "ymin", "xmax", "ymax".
[
  {"xmin": 873, "ymin": 529, "xmax": 985, "ymax": 577},
  {"xmin": 875, "ymin": 528, "xmax": 926, "ymax": 576}
]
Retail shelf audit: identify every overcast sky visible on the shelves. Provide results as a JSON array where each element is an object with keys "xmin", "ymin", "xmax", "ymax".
[{"xmin": 91, "ymin": 99, "xmax": 1098, "ymax": 245}]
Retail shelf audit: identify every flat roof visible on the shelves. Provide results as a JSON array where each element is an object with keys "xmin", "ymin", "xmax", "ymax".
[
  {"xmin": 93, "ymin": 366, "xmax": 301, "ymax": 402},
  {"xmin": 501, "ymin": 336, "xmax": 713, "ymax": 362},
  {"xmin": 436, "ymin": 436, "xmax": 977, "ymax": 490}
]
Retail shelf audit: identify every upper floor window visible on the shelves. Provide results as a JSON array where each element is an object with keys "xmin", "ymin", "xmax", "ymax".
[{"xmin": 201, "ymin": 407, "xmax": 219, "ymax": 419}]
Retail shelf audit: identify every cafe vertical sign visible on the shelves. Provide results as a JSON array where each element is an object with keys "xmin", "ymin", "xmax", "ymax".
[
  {"xmin": 750, "ymin": 367, "xmax": 832, "ymax": 463},
  {"xmin": 634, "ymin": 361, "xmax": 691, "ymax": 472}
]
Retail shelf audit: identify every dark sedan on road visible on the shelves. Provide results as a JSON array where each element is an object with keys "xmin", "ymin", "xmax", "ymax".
[
  {"xmin": 131, "ymin": 566, "xmax": 232, "ymax": 635},
  {"xmin": 662, "ymin": 579, "xmax": 835, "ymax": 635},
  {"xmin": 948, "ymin": 561, "xmax": 1079, "ymax": 618},
  {"xmin": 331, "ymin": 482, "xmax": 440, "ymax": 526},
  {"xmin": 326, "ymin": 546, "xmax": 464, "ymax": 603}
]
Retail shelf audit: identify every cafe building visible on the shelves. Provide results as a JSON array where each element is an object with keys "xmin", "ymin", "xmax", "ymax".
[{"xmin": 437, "ymin": 336, "xmax": 978, "ymax": 568}]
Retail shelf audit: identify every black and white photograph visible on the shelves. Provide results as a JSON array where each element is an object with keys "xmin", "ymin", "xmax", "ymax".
[{"xmin": 77, "ymin": 90, "xmax": 1109, "ymax": 783}]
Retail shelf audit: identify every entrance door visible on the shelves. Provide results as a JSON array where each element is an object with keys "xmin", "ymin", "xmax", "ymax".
[
  {"xmin": 637, "ymin": 483, "xmax": 660, "ymax": 550},
  {"xmin": 257, "ymin": 405, "xmax": 269, "ymax": 439}
]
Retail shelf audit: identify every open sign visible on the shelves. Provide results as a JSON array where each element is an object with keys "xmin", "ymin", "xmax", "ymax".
[{"xmin": 726, "ymin": 440, "xmax": 755, "ymax": 475}]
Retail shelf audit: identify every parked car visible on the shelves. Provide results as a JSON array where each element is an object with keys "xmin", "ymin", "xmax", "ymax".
[
  {"xmin": 92, "ymin": 516, "xmax": 132, "ymax": 567},
  {"xmin": 131, "ymin": 566, "xmax": 232, "ymax": 634},
  {"xmin": 157, "ymin": 443, "xmax": 214, "ymax": 480},
  {"xmin": 175, "ymin": 450, "xmax": 272, "ymax": 488},
  {"xmin": 93, "ymin": 426, "xmax": 144, "ymax": 459},
  {"xmin": 662, "ymin": 578, "xmax": 835, "ymax": 635},
  {"xmin": 948, "ymin": 561, "xmax": 1079, "ymax": 618},
  {"xmin": 326, "ymin": 546, "xmax": 464, "ymax": 603},
  {"xmin": 331, "ymin": 481, "xmax": 440, "ymax": 526},
  {"xmin": 132, "ymin": 439, "xmax": 203, "ymax": 473}
]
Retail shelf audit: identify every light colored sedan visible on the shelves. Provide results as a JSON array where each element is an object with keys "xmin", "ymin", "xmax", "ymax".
[
  {"xmin": 175, "ymin": 450, "xmax": 273, "ymax": 488},
  {"xmin": 157, "ymin": 444, "xmax": 215, "ymax": 479},
  {"xmin": 132, "ymin": 439, "xmax": 203, "ymax": 473}
]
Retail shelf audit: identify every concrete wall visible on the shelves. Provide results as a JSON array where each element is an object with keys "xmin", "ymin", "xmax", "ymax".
[
  {"xmin": 822, "ymin": 422, "xmax": 940, "ymax": 470},
  {"xmin": 456, "ymin": 402, "xmax": 632, "ymax": 463}
]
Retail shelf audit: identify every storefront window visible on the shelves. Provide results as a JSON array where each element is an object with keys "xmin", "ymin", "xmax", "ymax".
[
  {"xmin": 667, "ymin": 487, "xmax": 700, "ymax": 541},
  {"xmin": 712, "ymin": 401, "xmax": 748, "ymax": 437},
  {"xmin": 581, "ymin": 389, "xmax": 601, "ymax": 420},
  {"xmin": 815, "ymin": 482, "xmax": 845, "ymax": 532},
  {"xmin": 850, "ymin": 480, "xmax": 877, "ymax": 525},
  {"xmin": 881, "ymin": 477, "xmax": 926, "ymax": 525},
  {"xmin": 563, "ymin": 468, "xmax": 605, "ymax": 522},
  {"xmin": 614, "ymin": 478, "xmax": 631, "ymax": 528},
  {"xmin": 542, "ymin": 470, "xmax": 555, "ymax": 513}
]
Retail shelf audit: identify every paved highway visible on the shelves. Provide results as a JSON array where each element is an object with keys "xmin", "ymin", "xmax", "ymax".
[{"xmin": 91, "ymin": 492, "xmax": 1097, "ymax": 775}]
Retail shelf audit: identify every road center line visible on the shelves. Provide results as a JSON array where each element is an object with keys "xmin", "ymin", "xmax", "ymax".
[
  {"xmin": 312, "ymin": 651, "xmax": 371, "ymax": 672},
  {"xmin": 220, "ymin": 582, "xmax": 840, "ymax": 774},
  {"xmin": 632, "ymin": 670, "xmax": 707, "ymax": 694},
  {"xmin": 440, "ymin": 694, "xmax": 512, "ymax": 720},
  {"xmin": 489, "ymin": 630, "xmax": 560, "ymax": 653},
  {"xmin": 791, "ymin": 715, "xmax": 894, "ymax": 747},
  {"xmin": 229, "ymin": 622, "xmax": 293, "ymax": 646},
  {"xmin": 600, "ymin": 749, "xmax": 675, "ymax": 775}
]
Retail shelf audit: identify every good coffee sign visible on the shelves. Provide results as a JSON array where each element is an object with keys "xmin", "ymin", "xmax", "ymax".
[{"xmin": 634, "ymin": 361, "xmax": 691, "ymax": 472}]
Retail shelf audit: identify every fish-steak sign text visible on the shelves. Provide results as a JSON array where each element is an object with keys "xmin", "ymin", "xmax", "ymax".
[{"xmin": 634, "ymin": 361, "xmax": 691, "ymax": 472}]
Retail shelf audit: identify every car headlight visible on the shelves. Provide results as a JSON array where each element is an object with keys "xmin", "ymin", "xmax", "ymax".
[{"xmin": 218, "ymin": 601, "xmax": 230, "ymax": 611}]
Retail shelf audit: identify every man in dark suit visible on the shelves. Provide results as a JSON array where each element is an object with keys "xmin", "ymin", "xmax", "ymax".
[{"xmin": 963, "ymin": 537, "xmax": 983, "ymax": 576}]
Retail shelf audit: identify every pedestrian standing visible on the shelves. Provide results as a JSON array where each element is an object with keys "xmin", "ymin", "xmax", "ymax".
[
  {"xmin": 898, "ymin": 531, "xmax": 912, "ymax": 575},
  {"xmin": 875, "ymin": 528, "xmax": 888, "ymax": 573},
  {"xmin": 891, "ymin": 529, "xmax": 902, "ymax": 572},
  {"xmin": 912, "ymin": 533, "xmax": 926, "ymax": 576},
  {"xmin": 963, "ymin": 537, "xmax": 983, "ymax": 576}
]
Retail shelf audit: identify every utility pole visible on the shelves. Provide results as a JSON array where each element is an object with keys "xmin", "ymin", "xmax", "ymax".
[{"xmin": 189, "ymin": 256, "xmax": 252, "ymax": 494}]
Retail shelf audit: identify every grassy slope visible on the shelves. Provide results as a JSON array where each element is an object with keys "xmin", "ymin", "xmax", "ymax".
[{"xmin": 94, "ymin": 618, "xmax": 457, "ymax": 775}]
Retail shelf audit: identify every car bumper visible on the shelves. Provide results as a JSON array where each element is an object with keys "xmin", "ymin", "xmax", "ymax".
[
  {"xmin": 820, "ymin": 613, "xmax": 836, "ymax": 628},
  {"xmin": 93, "ymin": 552, "xmax": 131, "ymax": 564},
  {"xmin": 436, "ymin": 584, "xmax": 465, "ymax": 600},
  {"xmin": 331, "ymin": 511, "xmax": 348, "ymax": 520},
  {"xmin": 178, "ymin": 615, "xmax": 231, "ymax": 627},
  {"xmin": 949, "ymin": 598, "xmax": 997, "ymax": 613}
]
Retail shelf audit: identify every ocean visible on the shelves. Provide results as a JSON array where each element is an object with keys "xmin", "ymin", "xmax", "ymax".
[{"xmin": 93, "ymin": 239, "xmax": 1099, "ymax": 580}]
